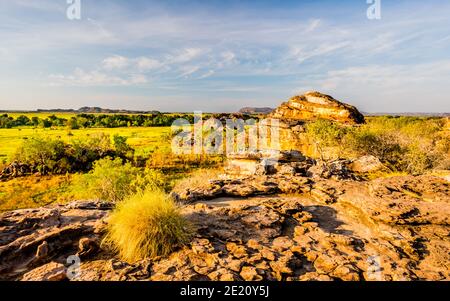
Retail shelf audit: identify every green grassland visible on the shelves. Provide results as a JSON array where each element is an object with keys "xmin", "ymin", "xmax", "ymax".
[
  {"xmin": 0, "ymin": 126, "xmax": 171, "ymax": 162},
  {"xmin": 0, "ymin": 125, "xmax": 174, "ymax": 211},
  {"xmin": 0, "ymin": 112, "xmax": 79, "ymax": 119}
]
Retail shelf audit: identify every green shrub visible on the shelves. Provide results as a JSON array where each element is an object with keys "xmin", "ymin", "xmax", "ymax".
[
  {"xmin": 102, "ymin": 188, "xmax": 192, "ymax": 262},
  {"xmin": 305, "ymin": 119, "xmax": 349, "ymax": 160},
  {"xmin": 130, "ymin": 169, "xmax": 170, "ymax": 192},
  {"xmin": 72, "ymin": 157, "xmax": 169, "ymax": 202},
  {"xmin": 113, "ymin": 134, "xmax": 134, "ymax": 158},
  {"xmin": 11, "ymin": 133, "xmax": 128, "ymax": 175},
  {"xmin": 347, "ymin": 117, "xmax": 447, "ymax": 174},
  {"xmin": 72, "ymin": 157, "xmax": 138, "ymax": 202},
  {"xmin": 12, "ymin": 137, "xmax": 69, "ymax": 174},
  {"xmin": 344, "ymin": 129, "xmax": 403, "ymax": 165},
  {"xmin": 305, "ymin": 117, "xmax": 448, "ymax": 174}
]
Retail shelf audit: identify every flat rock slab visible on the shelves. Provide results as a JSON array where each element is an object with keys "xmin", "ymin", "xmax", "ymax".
[
  {"xmin": 0, "ymin": 200, "xmax": 112, "ymax": 280},
  {"xmin": 1, "ymin": 175, "xmax": 449, "ymax": 281}
]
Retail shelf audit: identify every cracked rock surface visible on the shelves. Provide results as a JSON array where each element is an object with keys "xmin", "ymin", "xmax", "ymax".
[{"xmin": 1, "ymin": 165, "xmax": 449, "ymax": 281}]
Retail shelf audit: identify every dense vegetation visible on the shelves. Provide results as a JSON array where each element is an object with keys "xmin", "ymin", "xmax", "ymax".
[
  {"xmin": 0, "ymin": 112, "xmax": 256, "ymax": 129},
  {"xmin": 0, "ymin": 113, "xmax": 194, "ymax": 129},
  {"xmin": 306, "ymin": 116, "xmax": 449, "ymax": 174},
  {"xmin": 0, "ymin": 128, "xmax": 224, "ymax": 211},
  {"xmin": 71, "ymin": 157, "xmax": 169, "ymax": 202},
  {"xmin": 11, "ymin": 133, "xmax": 133, "ymax": 175}
]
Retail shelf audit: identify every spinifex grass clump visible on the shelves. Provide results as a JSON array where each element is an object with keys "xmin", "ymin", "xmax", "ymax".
[{"xmin": 103, "ymin": 189, "xmax": 191, "ymax": 262}]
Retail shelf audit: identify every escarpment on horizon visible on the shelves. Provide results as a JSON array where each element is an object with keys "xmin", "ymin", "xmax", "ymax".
[{"xmin": 269, "ymin": 91, "xmax": 365, "ymax": 124}]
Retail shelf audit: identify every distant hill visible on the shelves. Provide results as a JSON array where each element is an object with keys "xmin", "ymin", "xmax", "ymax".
[
  {"xmin": 33, "ymin": 107, "xmax": 161, "ymax": 114},
  {"xmin": 239, "ymin": 107, "xmax": 274, "ymax": 114}
]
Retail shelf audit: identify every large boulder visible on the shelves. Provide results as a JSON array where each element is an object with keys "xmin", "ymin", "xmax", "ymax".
[
  {"xmin": 349, "ymin": 155, "xmax": 388, "ymax": 173},
  {"xmin": 269, "ymin": 91, "xmax": 365, "ymax": 124}
]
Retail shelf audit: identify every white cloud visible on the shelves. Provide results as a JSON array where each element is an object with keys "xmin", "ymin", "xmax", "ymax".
[
  {"xmin": 305, "ymin": 19, "xmax": 321, "ymax": 32},
  {"xmin": 178, "ymin": 66, "xmax": 201, "ymax": 78},
  {"xmin": 0, "ymin": 47, "xmax": 9, "ymax": 60},
  {"xmin": 136, "ymin": 57, "xmax": 163, "ymax": 71},
  {"xmin": 167, "ymin": 48, "xmax": 207, "ymax": 64},
  {"xmin": 3, "ymin": 1, "xmax": 450, "ymax": 112},
  {"xmin": 197, "ymin": 70, "xmax": 215, "ymax": 79},
  {"xmin": 289, "ymin": 42, "xmax": 350, "ymax": 63},
  {"xmin": 216, "ymin": 51, "xmax": 237, "ymax": 68},
  {"xmin": 49, "ymin": 68, "xmax": 148, "ymax": 87},
  {"xmin": 295, "ymin": 61, "xmax": 450, "ymax": 112},
  {"xmin": 102, "ymin": 55, "xmax": 130, "ymax": 70},
  {"xmin": 128, "ymin": 74, "xmax": 149, "ymax": 85}
]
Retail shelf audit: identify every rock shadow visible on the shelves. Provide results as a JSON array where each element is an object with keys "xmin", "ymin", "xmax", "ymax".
[{"xmin": 303, "ymin": 205, "xmax": 353, "ymax": 236}]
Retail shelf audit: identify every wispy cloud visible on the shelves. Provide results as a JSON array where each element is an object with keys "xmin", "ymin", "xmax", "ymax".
[
  {"xmin": 294, "ymin": 61, "xmax": 450, "ymax": 112},
  {"xmin": 1, "ymin": 0, "xmax": 450, "ymax": 112},
  {"xmin": 102, "ymin": 55, "xmax": 130, "ymax": 70},
  {"xmin": 49, "ymin": 68, "xmax": 148, "ymax": 87}
]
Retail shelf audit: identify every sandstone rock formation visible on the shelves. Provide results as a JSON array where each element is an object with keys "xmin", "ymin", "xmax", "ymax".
[
  {"xmin": 0, "ymin": 200, "xmax": 111, "ymax": 280},
  {"xmin": 0, "ymin": 162, "xmax": 32, "ymax": 180},
  {"xmin": 1, "ymin": 154, "xmax": 448, "ymax": 281},
  {"xmin": 348, "ymin": 155, "xmax": 387, "ymax": 173},
  {"xmin": 269, "ymin": 91, "xmax": 365, "ymax": 124}
]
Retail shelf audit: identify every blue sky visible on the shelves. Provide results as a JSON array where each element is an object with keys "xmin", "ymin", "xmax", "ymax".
[{"xmin": 0, "ymin": 0, "xmax": 449, "ymax": 112}]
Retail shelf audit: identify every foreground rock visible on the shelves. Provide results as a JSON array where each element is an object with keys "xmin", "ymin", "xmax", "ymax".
[
  {"xmin": 167, "ymin": 174, "xmax": 449, "ymax": 281},
  {"xmin": 0, "ymin": 200, "xmax": 112, "ymax": 280},
  {"xmin": 2, "ymin": 172, "xmax": 448, "ymax": 281},
  {"xmin": 1, "ymin": 152, "xmax": 449, "ymax": 281},
  {"xmin": 269, "ymin": 91, "xmax": 365, "ymax": 124}
]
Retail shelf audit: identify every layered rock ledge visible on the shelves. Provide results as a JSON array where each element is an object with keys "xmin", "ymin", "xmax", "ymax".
[
  {"xmin": 269, "ymin": 91, "xmax": 365, "ymax": 124},
  {"xmin": 1, "ymin": 154, "xmax": 448, "ymax": 281}
]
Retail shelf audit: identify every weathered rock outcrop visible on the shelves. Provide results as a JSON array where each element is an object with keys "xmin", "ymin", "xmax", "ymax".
[
  {"xmin": 1, "ymin": 154, "xmax": 448, "ymax": 281},
  {"xmin": 269, "ymin": 91, "xmax": 365, "ymax": 124},
  {"xmin": 169, "ymin": 175, "xmax": 449, "ymax": 281},
  {"xmin": 0, "ymin": 200, "xmax": 112, "ymax": 280},
  {"xmin": 0, "ymin": 162, "xmax": 32, "ymax": 180}
]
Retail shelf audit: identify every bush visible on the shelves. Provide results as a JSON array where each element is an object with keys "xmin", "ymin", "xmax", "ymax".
[
  {"xmin": 11, "ymin": 133, "xmax": 135, "ymax": 176},
  {"xmin": 12, "ymin": 137, "xmax": 69, "ymax": 174},
  {"xmin": 102, "ymin": 188, "xmax": 191, "ymax": 262},
  {"xmin": 72, "ymin": 157, "xmax": 138, "ymax": 202},
  {"xmin": 305, "ymin": 119, "xmax": 349, "ymax": 160},
  {"xmin": 72, "ymin": 157, "xmax": 169, "ymax": 202},
  {"xmin": 305, "ymin": 117, "xmax": 449, "ymax": 174},
  {"xmin": 131, "ymin": 169, "xmax": 170, "ymax": 192},
  {"xmin": 70, "ymin": 133, "xmax": 115, "ymax": 171},
  {"xmin": 344, "ymin": 129, "xmax": 403, "ymax": 165},
  {"xmin": 113, "ymin": 134, "xmax": 133, "ymax": 156},
  {"xmin": 345, "ymin": 117, "xmax": 447, "ymax": 174}
]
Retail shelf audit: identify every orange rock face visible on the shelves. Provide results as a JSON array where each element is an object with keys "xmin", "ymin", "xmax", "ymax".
[{"xmin": 270, "ymin": 91, "xmax": 365, "ymax": 124}]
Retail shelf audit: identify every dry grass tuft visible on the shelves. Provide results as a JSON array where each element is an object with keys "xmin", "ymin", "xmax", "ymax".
[
  {"xmin": 172, "ymin": 168, "xmax": 224, "ymax": 192},
  {"xmin": 102, "ymin": 188, "xmax": 192, "ymax": 262}
]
